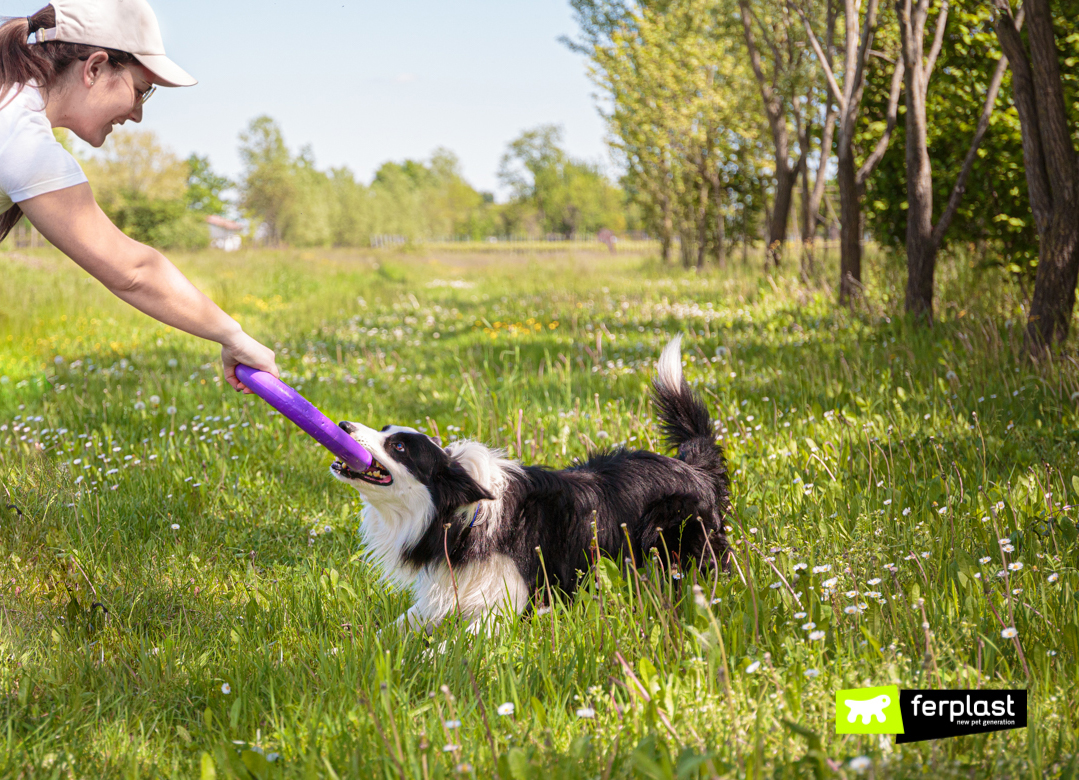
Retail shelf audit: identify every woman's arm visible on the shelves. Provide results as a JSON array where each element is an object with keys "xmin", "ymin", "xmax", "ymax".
[{"xmin": 19, "ymin": 183, "xmax": 278, "ymax": 392}]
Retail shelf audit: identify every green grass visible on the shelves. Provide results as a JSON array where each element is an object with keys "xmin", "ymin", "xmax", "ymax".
[{"xmin": 1, "ymin": 244, "xmax": 1077, "ymax": 778}]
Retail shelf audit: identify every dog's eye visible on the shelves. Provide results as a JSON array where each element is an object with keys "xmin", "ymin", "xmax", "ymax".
[{"xmin": 392, "ymin": 442, "xmax": 405, "ymax": 452}]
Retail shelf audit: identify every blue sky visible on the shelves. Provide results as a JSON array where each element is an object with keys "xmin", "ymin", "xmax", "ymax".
[{"xmin": 8, "ymin": 0, "xmax": 610, "ymax": 197}]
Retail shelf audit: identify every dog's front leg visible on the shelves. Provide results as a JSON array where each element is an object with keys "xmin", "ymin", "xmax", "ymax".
[{"xmin": 383, "ymin": 605, "xmax": 431, "ymax": 637}]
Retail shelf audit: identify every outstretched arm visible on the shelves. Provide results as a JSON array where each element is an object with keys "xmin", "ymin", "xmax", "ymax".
[{"xmin": 19, "ymin": 182, "xmax": 278, "ymax": 392}]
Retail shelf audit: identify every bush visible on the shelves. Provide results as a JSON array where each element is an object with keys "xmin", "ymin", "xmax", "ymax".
[{"xmin": 106, "ymin": 194, "xmax": 209, "ymax": 251}]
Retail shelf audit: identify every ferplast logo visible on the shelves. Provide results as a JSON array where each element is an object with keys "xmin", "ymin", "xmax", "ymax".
[
  {"xmin": 894, "ymin": 690, "xmax": 1027, "ymax": 744},
  {"xmin": 835, "ymin": 687, "xmax": 1028, "ymax": 743},
  {"xmin": 835, "ymin": 685, "xmax": 904, "ymax": 735}
]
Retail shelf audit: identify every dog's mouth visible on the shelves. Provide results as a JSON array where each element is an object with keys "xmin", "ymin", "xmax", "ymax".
[{"xmin": 332, "ymin": 456, "xmax": 393, "ymax": 486}]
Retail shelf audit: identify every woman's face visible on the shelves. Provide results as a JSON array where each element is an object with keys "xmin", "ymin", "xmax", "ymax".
[{"xmin": 53, "ymin": 52, "xmax": 154, "ymax": 147}]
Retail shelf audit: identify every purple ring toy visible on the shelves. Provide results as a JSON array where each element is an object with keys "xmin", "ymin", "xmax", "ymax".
[{"xmin": 235, "ymin": 364, "xmax": 373, "ymax": 472}]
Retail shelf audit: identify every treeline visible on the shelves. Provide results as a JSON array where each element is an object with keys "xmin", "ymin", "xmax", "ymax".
[
  {"xmin": 60, "ymin": 117, "xmax": 628, "ymax": 253},
  {"xmin": 238, "ymin": 117, "xmax": 626, "ymax": 246},
  {"xmin": 567, "ymin": 0, "xmax": 1079, "ymax": 350}
]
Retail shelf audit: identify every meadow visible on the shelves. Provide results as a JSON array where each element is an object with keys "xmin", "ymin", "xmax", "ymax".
[{"xmin": 0, "ymin": 243, "xmax": 1077, "ymax": 779}]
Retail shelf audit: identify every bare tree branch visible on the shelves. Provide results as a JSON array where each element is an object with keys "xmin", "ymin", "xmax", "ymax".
[
  {"xmin": 925, "ymin": 1, "xmax": 949, "ymax": 83},
  {"xmin": 810, "ymin": 101, "xmax": 838, "ymax": 226},
  {"xmin": 848, "ymin": 0, "xmax": 882, "ymax": 111},
  {"xmin": 740, "ymin": 1, "xmax": 784, "ymax": 127},
  {"xmin": 748, "ymin": 5, "xmax": 784, "ymax": 82},
  {"xmin": 868, "ymin": 49, "xmax": 896, "ymax": 63},
  {"xmin": 793, "ymin": 1, "xmax": 846, "ymax": 110},
  {"xmin": 931, "ymin": 51, "xmax": 1009, "ymax": 247},
  {"xmin": 857, "ymin": 56, "xmax": 905, "ymax": 186}
]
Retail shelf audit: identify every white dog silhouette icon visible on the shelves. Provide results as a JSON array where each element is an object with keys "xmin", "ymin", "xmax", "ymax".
[{"xmin": 845, "ymin": 694, "xmax": 891, "ymax": 724}]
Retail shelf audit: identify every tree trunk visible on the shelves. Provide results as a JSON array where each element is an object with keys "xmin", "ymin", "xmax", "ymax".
[
  {"xmin": 798, "ymin": 140, "xmax": 813, "ymax": 280},
  {"xmin": 660, "ymin": 195, "xmax": 674, "ymax": 264},
  {"xmin": 902, "ymin": 12, "xmax": 936, "ymax": 321},
  {"xmin": 992, "ymin": 0, "xmax": 1079, "ymax": 351},
  {"xmin": 1028, "ymin": 218, "xmax": 1079, "ymax": 346},
  {"xmin": 798, "ymin": 0, "xmax": 896, "ymax": 305},
  {"xmin": 714, "ymin": 186, "xmax": 727, "ymax": 268},
  {"xmin": 837, "ymin": 144, "xmax": 861, "ymax": 303},
  {"xmin": 680, "ymin": 227, "xmax": 694, "ymax": 269},
  {"xmin": 901, "ymin": 1, "xmax": 1006, "ymax": 323},
  {"xmin": 769, "ymin": 161, "xmax": 796, "ymax": 268},
  {"xmin": 697, "ymin": 174, "xmax": 709, "ymax": 270},
  {"xmin": 739, "ymin": 0, "xmax": 802, "ymax": 269},
  {"xmin": 804, "ymin": 3, "xmax": 838, "ymax": 278}
]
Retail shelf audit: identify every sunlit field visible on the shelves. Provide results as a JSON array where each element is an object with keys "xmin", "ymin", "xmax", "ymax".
[{"xmin": 1, "ymin": 245, "xmax": 1077, "ymax": 778}]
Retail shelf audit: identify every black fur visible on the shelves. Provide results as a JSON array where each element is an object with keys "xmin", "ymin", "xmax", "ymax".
[{"xmin": 364, "ymin": 354, "xmax": 731, "ymax": 606}]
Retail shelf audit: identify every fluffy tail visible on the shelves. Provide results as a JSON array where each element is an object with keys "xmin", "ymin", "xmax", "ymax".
[
  {"xmin": 653, "ymin": 335, "xmax": 714, "ymax": 455},
  {"xmin": 652, "ymin": 336, "xmax": 731, "ymax": 570}
]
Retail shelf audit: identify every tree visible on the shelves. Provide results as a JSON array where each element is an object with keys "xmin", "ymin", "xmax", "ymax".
[
  {"xmin": 81, "ymin": 129, "xmax": 207, "ymax": 250},
  {"xmin": 238, "ymin": 116, "xmax": 295, "ymax": 246},
  {"xmin": 992, "ymin": 0, "xmax": 1079, "ymax": 351},
  {"xmin": 738, "ymin": 0, "xmax": 815, "ymax": 267},
  {"xmin": 424, "ymin": 148, "xmax": 488, "ymax": 238},
  {"xmin": 83, "ymin": 128, "xmax": 187, "ymax": 204},
  {"xmin": 568, "ymin": 0, "xmax": 766, "ymax": 266},
  {"xmin": 185, "ymin": 154, "xmax": 231, "ymax": 216},
  {"xmin": 798, "ymin": 0, "xmax": 905, "ymax": 302},
  {"xmin": 862, "ymin": 3, "xmax": 1037, "ymax": 288},
  {"xmin": 498, "ymin": 125, "xmax": 624, "ymax": 238},
  {"xmin": 277, "ymin": 145, "xmax": 335, "ymax": 248},
  {"xmin": 892, "ymin": 0, "xmax": 1011, "ymax": 321},
  {"xmin": 796, "ymin": 0, "xmax": 839, "ymax": 278}
]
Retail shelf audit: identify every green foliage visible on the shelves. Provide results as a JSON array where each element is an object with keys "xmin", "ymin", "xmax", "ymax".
[
  {"xmin": 863, "ymin": 0, "xmax": 1079, "ymax": 281},
  {"xmin": 108, "ymin": 194, "xmax": 209, "ymax": 251},
  {"xmin": 0, "ymin": 245, "xmax": 1076, "ymax": 777},
  {"xmin": 498, "ymin": 125, "xmax": 625, "ymax": 237},
  {"xmin": 569, "ymin": 0, "xmax": 769, "ymax": 264},
  {"xmin": 81, "ymin": 129, "xmax": 212, "ymax": 251},
  {"xmin": 186, "ymin": 154, "xmax": 232, "ymax": 217}
]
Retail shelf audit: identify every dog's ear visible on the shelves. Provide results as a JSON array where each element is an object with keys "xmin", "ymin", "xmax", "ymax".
[
  {"xmin": 427, "ymin": 434, "xmax": 443, "ymax": 447},
  {"xmin": 440, "ymin": 461, "xmax": 495, "ymax": 507}
]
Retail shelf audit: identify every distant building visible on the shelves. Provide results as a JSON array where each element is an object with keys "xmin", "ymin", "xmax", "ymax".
[{"xmin": 206, "ymin": 215, "xmax": 243, "ymax": 252}]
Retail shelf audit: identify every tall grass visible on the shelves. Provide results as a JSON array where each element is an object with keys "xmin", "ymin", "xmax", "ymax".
[{"xmin": 0, "ymin": 244, "xmax": 1076, "ymax": 778}]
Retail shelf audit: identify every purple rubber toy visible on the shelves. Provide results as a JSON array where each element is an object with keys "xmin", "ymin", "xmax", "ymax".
[{"xmin": 235, "ymin": 364, "xmax": 372, "ymax": 472}]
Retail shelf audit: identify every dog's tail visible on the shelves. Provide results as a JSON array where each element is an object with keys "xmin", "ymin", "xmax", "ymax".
[
  {"xmin": 652, "ymin": 335, "xmax": 731, "ymax": 571},
  {"xmin": 652, "ymin": 335, "xmax": 725, "ymax": 477}
]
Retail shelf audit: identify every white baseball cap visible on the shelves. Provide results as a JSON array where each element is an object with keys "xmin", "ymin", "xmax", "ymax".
[{"xmin": 31, "ymin": 0, "xmax": 196, "ymax": 87}]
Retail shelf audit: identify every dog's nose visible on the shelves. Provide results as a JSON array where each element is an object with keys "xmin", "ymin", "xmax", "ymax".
[{"xmin": 338, "ymin": 421, "xmax": 356, "ymax": 434}]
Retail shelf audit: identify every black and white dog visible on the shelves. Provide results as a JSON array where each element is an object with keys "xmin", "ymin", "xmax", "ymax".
[{"xmin": 331, "ymin": 336, "xmax": 731, "ymax": 633}]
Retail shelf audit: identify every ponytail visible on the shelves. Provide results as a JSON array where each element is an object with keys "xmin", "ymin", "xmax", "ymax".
[{"xmin": 0, "ymin": 5, "xmax": 135, "ymax": 242}]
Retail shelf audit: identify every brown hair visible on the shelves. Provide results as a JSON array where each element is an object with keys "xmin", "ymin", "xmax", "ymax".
[{"xmin": 0, "ymin": 5, "xmax": 135, "ymax": 242}]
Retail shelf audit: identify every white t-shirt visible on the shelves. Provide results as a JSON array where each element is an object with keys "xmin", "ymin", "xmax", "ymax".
[{"xmin": 0, "ymin": 84, "xmax": 88, "ymax": 216}]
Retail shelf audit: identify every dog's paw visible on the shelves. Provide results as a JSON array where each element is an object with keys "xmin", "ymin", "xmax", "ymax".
[{"xmin": 420, "ymin": 639, "xmax": 450, "ymax": 660}]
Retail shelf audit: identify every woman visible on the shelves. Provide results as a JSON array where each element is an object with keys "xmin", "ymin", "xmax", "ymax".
[{"xmin": 0, "ymin": 0, "xmax": 278, "ymax": 391}]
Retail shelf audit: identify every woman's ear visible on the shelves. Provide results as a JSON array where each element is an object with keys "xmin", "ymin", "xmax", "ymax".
[{"xmin": 81, "ymin": 51, "xmax": 110, "ymax": 89}]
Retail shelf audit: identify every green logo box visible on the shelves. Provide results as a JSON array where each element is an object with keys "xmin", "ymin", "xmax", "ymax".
[{"xmin": 835, "ymin": 685, "xmax": 905, "ymax": 734}]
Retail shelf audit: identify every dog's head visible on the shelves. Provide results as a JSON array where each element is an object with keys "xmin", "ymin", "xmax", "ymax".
[{"xmin": 331, "ymin": 421, "xmax": 493, "ymax": 517}]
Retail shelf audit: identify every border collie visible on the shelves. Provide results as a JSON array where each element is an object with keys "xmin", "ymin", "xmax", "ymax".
[{"xmin": 331, "ymin": 336, "xmax": 731, "ymax": 633}]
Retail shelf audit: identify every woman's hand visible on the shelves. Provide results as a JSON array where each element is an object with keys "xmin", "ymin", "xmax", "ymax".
[{"xmin": 221, "ymin": 332, "xmax": 279, "ymax": 393}]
